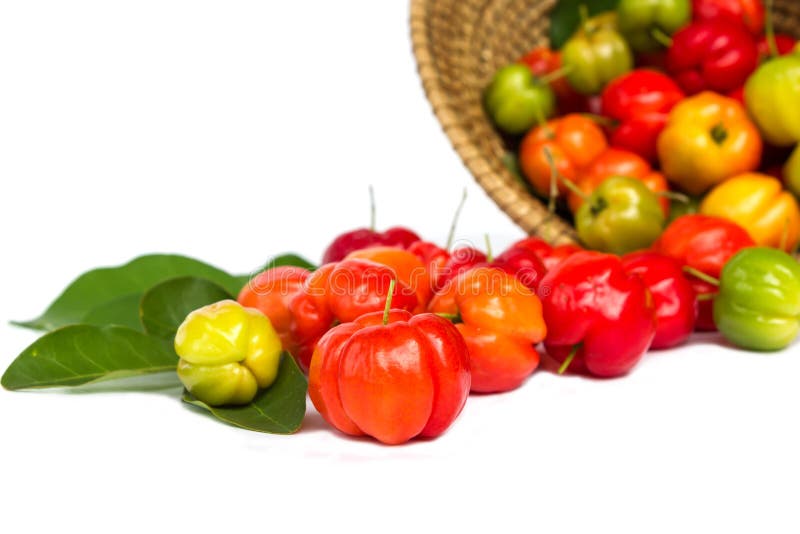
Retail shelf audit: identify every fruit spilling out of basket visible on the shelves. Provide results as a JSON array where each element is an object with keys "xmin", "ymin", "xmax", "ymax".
[
  {"xmin": 484, "ymin": 0, "xmax": 800, "ymax": 254},
  {"xmin": 485, "ymin": 0, "xmax": 800, "ymax": 257}
]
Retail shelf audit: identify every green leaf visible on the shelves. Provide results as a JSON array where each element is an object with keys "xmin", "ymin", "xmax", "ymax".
[
  {"xmin": 182, "ymin": 354, "xmax": 307, "ymax": 434},
  {"xmin": 14, "ymin": 254, "xmax": 244, "ymax": 331},
  {"xmin": 236, "ymin": 253, "xmax": 317, "ymax": 289},
  {"xmin": 549, "ymin": 0, "xmax": 620, "ymax": 49},
  {"xmin": 263, "ymin": 253, "xmax": 316, "ymax": 270},
  {"xmin": 141, "ymin": 277, "xmax": 233, "ymax": 340},
  {"xmin": 82, "ymin": 293, "xmax": 144, "ymax": 331},
  {"xmin": 1, "ymin": 325, "xmax": 178, "ymax": 390}
]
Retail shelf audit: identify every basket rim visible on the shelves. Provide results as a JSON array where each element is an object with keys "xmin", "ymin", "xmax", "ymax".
[{"xmin": 409, "ymin": 0, "xmax": 578, "ymax": 245}]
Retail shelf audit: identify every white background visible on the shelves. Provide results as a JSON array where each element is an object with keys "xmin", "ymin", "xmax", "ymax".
[{"xmin": 1, "ymin": 2, "xmax": 798, "ymax": 533}]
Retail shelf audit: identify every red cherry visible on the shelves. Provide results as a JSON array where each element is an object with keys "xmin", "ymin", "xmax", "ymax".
[
  {"xmin": 492, "ymin": 247, "xmax": 547, "ymax": 291},
  {"xmin": 381, "ymin": 227, "xmax": 422, "ymax": 249},
  {"xmin": 435, "ymin": 247, "xmax": 487, "ymax": 292},
  {"xmin": 321, "ymin": 226, "xmax": 421, "ymax": 264}
]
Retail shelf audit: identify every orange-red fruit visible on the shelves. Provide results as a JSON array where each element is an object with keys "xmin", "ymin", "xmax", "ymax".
[
  {"xmin": 428, "ymin": 267, "xmax": 546, "ymax": 393},
  {"xmin": 237, "ymin": 266, "xmax": 310, "ymax": 349},
  {"xmin": 308, "ymin": 310, "xmax": 470, "ymax": 445}
]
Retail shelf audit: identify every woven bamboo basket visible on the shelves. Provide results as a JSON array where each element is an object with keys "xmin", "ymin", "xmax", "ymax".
[{"xmin": 410, "ymin": 0, "xmax": 800, "ymax": 245}]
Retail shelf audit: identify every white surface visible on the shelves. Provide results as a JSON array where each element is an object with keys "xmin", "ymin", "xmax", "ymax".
[{"xmin": 0, "ymin": 2, "xmax": 798, "ymax": 533}]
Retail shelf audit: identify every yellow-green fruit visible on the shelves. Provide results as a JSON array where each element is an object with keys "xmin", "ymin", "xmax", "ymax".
[{"xmin": 175, "ymin": 300, "xmax": 282, "ymax": 406}]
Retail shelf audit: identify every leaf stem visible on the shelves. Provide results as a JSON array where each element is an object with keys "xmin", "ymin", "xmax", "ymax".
[
  {"xmin": 683, "ymin": 266, "xmax": 719, "ymax": 287},
  {"xmin": 558, "ymin": 344, "xmax": 581, "ymax": 375},
  {"xmin": 650, "ymin": 27, "xmax": 673, "ymax": 48},
  {"xmin": 383, "ymin": 278, "xmax": 396, "ymax": 325},
  {"xmin": 581, "ymin": 113, "xmax": 619, "ymax": 128},
  {"xmin": 578, "ymin": 4, "xmax": 590, "ymax": 30},
  {"xmin": 543, "ymin": 147, "xmax": 588, "ymax": 201},
  {"xmin": 765, "ymin": 0, "xmax": 778, "ymax": 58},
  {"xmin": 446, "ymin": 188, "xmax": 468, "ymax": 250},
  {"xmin": 548, "ymin": 151, "xmax": 559, "ymax": 214},
  {"xmin": 656, "ymin": 191, "xmax": 691, "ymax": 204},
  {"xmin": 435, "ymin": 312, "xmax": 462, "ymax": 323},
  {"xmin": 534, "ymin": 104, "xmax": 555, "ymax": 140},
  {"xmin": 539, "ymin": 65, "xmax": 573, "ymax": 85},
  {"xmin": 369, "ymin": 185, "xmax": 376, "ymax": 232}
]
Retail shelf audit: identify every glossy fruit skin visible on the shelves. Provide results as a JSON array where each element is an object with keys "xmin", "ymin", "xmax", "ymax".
[
  {"xmin": 519, "ymin": 46, "xmax": 590, "ymax": 114},
  {"xmin": 491, "ymin": 246, "xmax": 548, "ymax": 291},
  {"xmin": 714, "ymin": 247, "xmax": 800, "ymax": 351},
  {"xmin": 404, "ymin": 241, "xmax": 543, "ymax": 301},
  {"xmin": 428, "ymin": 267, "xmax": 546, "ymax": 393},
  {"xmin": 562, "ymin": 13, "xmax": 634, "ymax": 95},
  {"xmin": 237, "ymin": 266, "xmax": 310, "ymax": 350},
  {"xmin": 345, "ymin": 247, "xmax": 431, "ymax": 312},
  {"xmin": 785, "ymin": 145, "xmax": 800, "ymax": 198},
  {"xmin": 700, "ymin": 173, "xmax": 800, "ymax": 252},
  {"xmin": 407, "ymin": 240, "xmax": 451, "ymax": 292},
  {"xmin": 540, "ymin": 251, "xmax": 656, "ymax": 377},
  {"xmin": 518, "ymin": 114, "xmax": 608, "ymax": 197},
  {"xmin": 651, "ymin": 215, "xmax": 755, "ymax": 330},
  {"xmin": 600, "ymin": 69, "xmax": 685, "ymax": 162},
  {"xmin": 308, "ymin": 309, "xmax": 470, "ymax": 445},
  {"xmin": 570, "ymin": 148, "xmax": 670, "ymax": 216},
  {"xmin": 546, "ymin": 244, "xmax": 584, "ymax": 270},
  {"xmin": 324, "ymin": 259, "xmax": 419, "ymax": 323},
  {"xmin": 287, "ymin": 264, "xmax": 336, "ymax": 371},
  {"xmin": 321, "ymin": 226, "xmax": 421, "ymax": 264},
  {"xmin": 576, "ymin": 176, "xmax": 665, "ymax": 255},
  {"xmin": 484, "ymin": 64, "xmax": 556, "ymax": 135},
  {"xmin": 510, "ymin": 237, "xmax": 583, "ymax": 271},
  {"xmin": 666, "ymin": 21, "xmax": 758, "ymax": 95},
  {"xmin": 430, "ymin": 242, "xmax": 547, "ymax": 293},
  {"xmin": 617, "ymin": 0, "xmax": 692, "ymax": 53},
  {"xmin": 175, "ymin": 300, "xmax": 282, "ymax": 406},
  {"xmin": 692, "ymin": 0, "xmax": 764, "ymax": 35},
  {"xmin": 621, "ymin": 252, "xmax": 697, "ymax": 349},
  {"xmin": 744, "ymin": 53, "xmax": 800, "ymax": 147},
  {"xmin": 657, "ymin": 92, "xmax": 762, "ymax": 195},
  {"xmin": 288, "ymin": 260, "xmax": 417, "ymax": 372},
  {"xmin": 434, "ymin": 246, "xmax": 487, "ymax": 292}
]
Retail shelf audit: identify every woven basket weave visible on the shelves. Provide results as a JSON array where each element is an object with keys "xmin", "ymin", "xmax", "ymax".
[{"xmin": 410, "ymin": 0, "xmax": 800, "ymax": 245}]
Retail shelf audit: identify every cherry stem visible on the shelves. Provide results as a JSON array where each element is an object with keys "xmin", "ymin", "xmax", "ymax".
[
  {"xmin": 547, "ymin": 150, "xmax": 559, "ymax": 214},
  {"xmin": 710, "ymin": 123, "xmax": 728, "ymax": 145},
  {"xmin": 383, "ymin": 278, "xmax": 396, "ymax": 325},
  {"xmin": 683, "ymin": 266, "xmax": 719, "ymax": 287},
  {"xmin": 581, "ymin": 113, "xmax": 619, "ymax": 128},
  {"xmin": 369, "ymin": 185, "xmax": 376, "ymax": 232},
  {"xmin": 558, "ymin": 344, "xmax": 581, "ymax": 375},
  {"xmin": 534, "ymin": 105, "xmax": 555, "ymax": 139},
  {"xmin": 656, "ymin": 191, "xmax": 691, "ymax": 204},
  {"xmin": 484, "ymin": 234, "xmax": 494, "ymax": 263},
  {"xmin": 780, "ymin": 216, "xmax": 790, "ymax": 251},
  {"xmin": 543, "ymin": 147, "xmax": 588, "ymax": 201},
  {"xmin": 765, "ymin": 0, "xmax": 778, "ymax": 58},
  {"xmin": 539, "ymin": 65, "xmax": 573, "ymax": 85},
  {"xmin": 578, "ymin": 4, "xmax": 590, "ymax": 30},
  {"xmin": 446, "ymin": 188, "xmax": 468, "ymax": 251},
  {"xmin": 695, "ymin": 293, "xmax": 716, "ymax": 302},
  {"xmin": 650, "ymin": 27, "xmax": 673, "ymax": 48}
]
